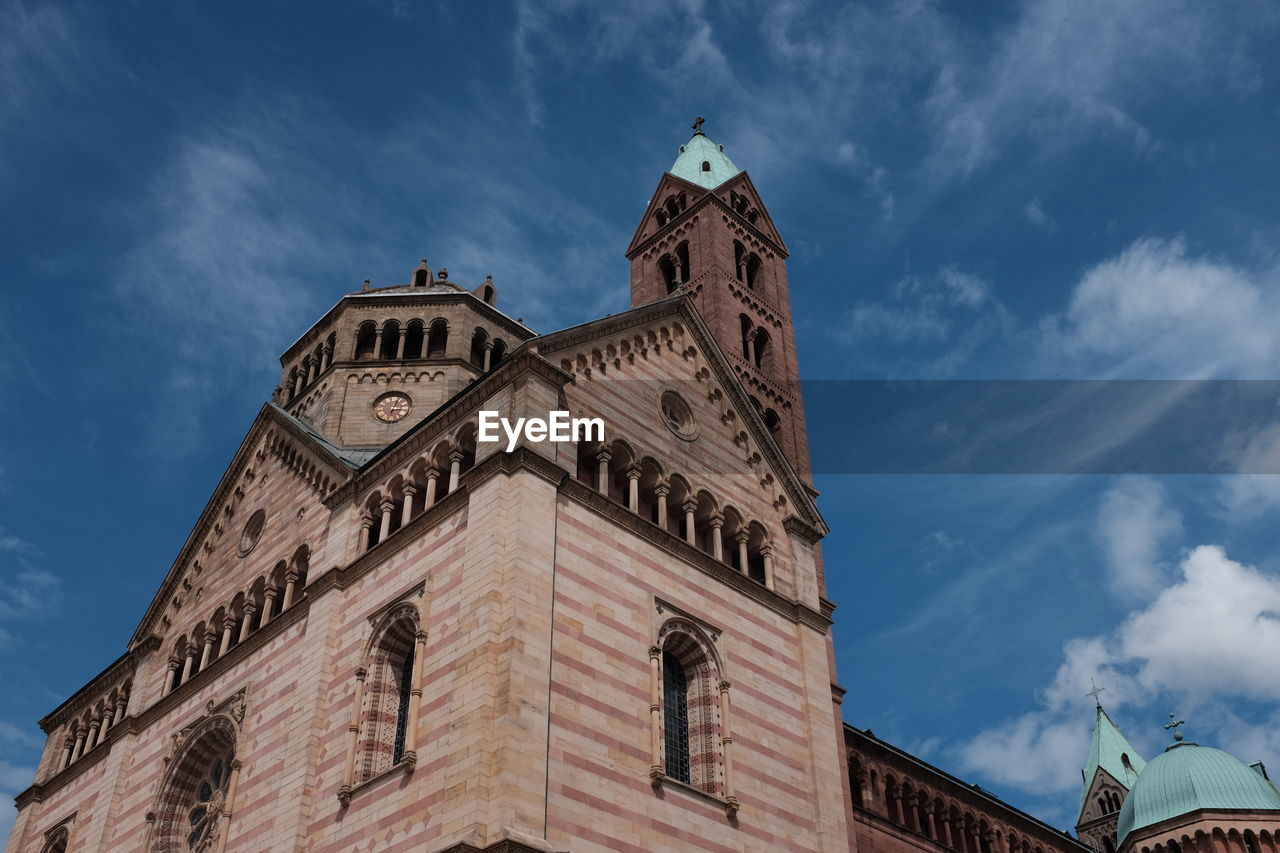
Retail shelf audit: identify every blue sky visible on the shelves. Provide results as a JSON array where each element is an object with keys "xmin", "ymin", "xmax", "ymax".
[{"xmin": 4, "ymin": 0, "xmax": 1280, "ymax": 838}]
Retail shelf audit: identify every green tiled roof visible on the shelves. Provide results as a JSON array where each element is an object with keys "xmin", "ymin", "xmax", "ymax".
[
  {"xmin": 1117, "ymin": 743, "xmax": 1280, "ymax": 843},
  {"xmin": 669, "ymin": 132, "xmax": 740, "ymax": 189},
  {"xmin": 1082, "ymin": 706, "xmax": 1146, "ymax": 815}
]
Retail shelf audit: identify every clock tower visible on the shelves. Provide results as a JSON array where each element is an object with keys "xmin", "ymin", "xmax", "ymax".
[{"xmin": 274, "ymin": 263, "xmax": 533, "ymax": 448}]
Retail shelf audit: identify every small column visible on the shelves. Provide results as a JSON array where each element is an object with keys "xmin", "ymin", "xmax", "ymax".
[
  {"xmin": 306, "ymin": 358, "xmax": 317, "ymax": 384},
  {"xmin": 199, "ymin": 631, "xmax": 217, "ymax": 671},
  {"xmin": 261, "ymin": 588, "xmax": 279, "ymax": 627},
  {"xmin": 219, "ymin": 617, "xmax": 236, "ymax": 656},
  {"xmin": 424, "ymin": 468, "xmax": 440, "ymax": 507},
  {"xmin": 719, "ymin": 680, "xmax": 739, "ymax": 816},
  {"xmin": 58, "ymin": 736, "xmax": 73, "ymax": 771},
  {"xmin": 238, "ymin": 605, "xmax": 256, "ymax": 643},
  {"xmin": 395, "ymin": 330, "xmax": 407, "ymax": 360},
  {"xmin": 709, "ymin": 513, "xmax": 725, "ymax": 561},
  {"xmin": 339, "ymin": 667, "xmax": 368, "ymax": 805},
  {"xmin": 378, "ymin": 500, "xmax": 395, "ymax": 543},
  {"xmin": 482, "ymin": 341, "xmax": 494, "ymax": 372},
  {"xmin": 212, "ymin": 759, "xmax": 242, "ymax": 853},
  {"xmin": 402, "ymin": 629, "xmax": 428, "ymax": 769},
  {"xmin": 372, "ymin": 326, "xmax": 385, "ymax": 359},
  {"xmin": 322, "ymin": 342, "xmax": 333, "ymax": 370},
  {"xmin": 85, "ymin": 717, "xmax": 101, "ymax": 750},
  {"xmin": 294, "ymin": 369, "xmax": 305, "ymax": 396},
  {"xmin": 923, "ymin": 802, "xmax": 936, "ymax": 840},
  {"xmin": 70, "ymin": 727, "xmax": 86, "ymax": 761},
  {"xmin": 401, "ymin": 484, "xmax": 418, "ymax": 526},
  {"xmin": 653, "ymin": 482, "xmax": 670, "ymax": 530},
  {"xmin": 181, "ymin": 646, "xmax": 197, "ymax": 684},
  {"xmin": 760, "ymin": 544, "xmax": 775, "ymax": 590},
  {"xmin": 282, "ymin": 570, "xmax": 300, "ymax": 610},
  {"xmin": 682, "ymin": 499, "xmax": 697, "ymax": 546},
  {"xmin": 448, "ymin": 451, "xmax": 464, "ymax": 492},
  {"xmin": 358, "ymin": 514, "xmax": 373, "ymax": 552},
  {"xmin": 95, "ymin": 710, "xmax": 111, "ymax": 746},
  {"xmin": 114, "ymin": 694, "xmax": 128, "ymax": 727},
  {"xmin": 595, "ymin": 449, "xmax": 612, "ymax": 495},
  {"xmin": 745, "ymin": 330, "xmax": 758, "ymax": 365},
  {"xmin": 734, "ymin": 530, "xmax": 749, "ymax": 573},
  {"xmin": 162, "ymin": 659, "xmax": 180, "ymax": 697},
  {"xmin": 648, "ymin": 646, "xmax": 662, "ymax": 782},
  {"xmin": 625, "ymin": 466, "xmax": 641, "ymax": 512}
]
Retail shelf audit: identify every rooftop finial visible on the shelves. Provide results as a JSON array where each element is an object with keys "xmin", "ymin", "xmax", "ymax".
[
  {"xmin": 692, "ymin": 116, "xmax": 705, "ymax": 135},
  {"xmin": 1087, "ymin": 678, "xmax": 1106, "ymax": 709},
  {"xmin": 1165, "ymin": 713, "xmax": 1186, "ymax": 742}
]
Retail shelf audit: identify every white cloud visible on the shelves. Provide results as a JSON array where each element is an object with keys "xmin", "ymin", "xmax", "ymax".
[
  {"xmin": 1217, "ymin": 425, "xmax": 1280, "ymax": 517},
  {"xmin": 847, "ymin": 267, "xmax": 1013, "ymax": 376},
  {"xmin": 959, "ymin": 543, "xmax": 1280, "ymax": 796},
  {"xmin": 1094, "ymin": 478, "xmax": 1182, "ymax": 599},
  {"xmin": 1041, "ymin": 237, "xmax": 1280, "ymax": 378},
  {"xmin": 1025, "ymin": 198, "xmax": 1054, "ymax": 231}
]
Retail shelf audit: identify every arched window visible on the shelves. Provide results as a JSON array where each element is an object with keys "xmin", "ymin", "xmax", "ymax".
[
  {"xmin": 413, "ymin": 268, "xmax": 428, "ymax": 287},
  {"xmin": 354, "ymin": 322, "xmax": 377, "ymax": 360},
  {"xmin": 740, "ymin": 315, "xmax": 752, "ymax": 361},
  {"xmin": 489, "ymin": 339, "xmax": 507, "ymax": 368},
  {"xmin": 745, "ymin": 253, "xmax": 762, "ymax": 290},
  {"xmin": 380, "ymin": 320, "xmax": 401, "ymax": 360},
  {"xmin": 658, "ymin": 255, "xmax": 678, "ymax": 293},
  {"xmin": 426, "ymin": 319, "xmax": 448, "ymax": 357},
  {"xmin": 403, "ymin": 321, "xmax": 424, "ymax": 359},
  {"xmin": 753, "ymin": 328, "xmax": 770, "ymax": 368},
  {"xmin": 701, "ymin": 160, "xmax": 711, "ymax": 172},
  {"xmin": 675, "ymin": 241, "xmax": 690, "ymax": 284},
  {"xmin": 734, "ymin": 241, "xmax": 746, "ymax": 282},
  {"xmin": 356, "ymin": 605, "xmax": 420, "ymax": 783},
  {"xmin": 470, "ymin": 328, "xmax": 488, "ymax": 369},
  {"xmin": 41, "ymin": 827, "xmax": 69, "ymax": 853},
  {"xmin": 662, "ymin": 650, "xmax": 690, "ymax": 783},
  {"xmin": 151, "ymin": 714, "xmax": 239, "ymax": 853},
  {"xmin": 657, "ymin": 623, "xmax": 722, "ymax": 795}
]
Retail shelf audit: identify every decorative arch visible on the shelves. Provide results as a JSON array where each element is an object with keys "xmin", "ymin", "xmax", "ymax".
[
  {"xmin": 654, "ymin": 617, "xmax": 724, "ymax": 797},
  {"xmin": 40, "ymin": 826, "xmax": 70, "ymax": 853},
  {"xmin": 148, "ymin": 693, "xmax": 245, "ymax": 853}
]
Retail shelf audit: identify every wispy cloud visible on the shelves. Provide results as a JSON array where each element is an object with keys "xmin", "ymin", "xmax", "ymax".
[{"xmin": 1094, "ymin": 477, "xmax": 1183, "ymax": 599}]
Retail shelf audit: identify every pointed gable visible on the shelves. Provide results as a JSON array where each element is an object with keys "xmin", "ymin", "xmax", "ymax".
[
  {"xmin": 532, "ymin": 294, "xmax": 824, "ymax": 536},
  {"xmin": 1081, "ymin": 706, "xmax": 1146, "ymax": 818}
]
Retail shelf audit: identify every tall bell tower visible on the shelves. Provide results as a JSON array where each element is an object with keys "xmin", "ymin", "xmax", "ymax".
[{"xmin": 626, "ymin": 119, "xmax": 813, "ymax": 483}]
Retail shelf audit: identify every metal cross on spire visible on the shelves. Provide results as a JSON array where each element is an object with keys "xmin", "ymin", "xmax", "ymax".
[
  {"xmin": 1087, "ymin": 678, "xmax": 1106, "ymax": 708},
  {"xmin": 1165, "ymin": 713, "xmax": 1186, "ymax": 742},
  {"xmin": 692, "ymin": 116, "xmax": 706, "ymax": 135}
]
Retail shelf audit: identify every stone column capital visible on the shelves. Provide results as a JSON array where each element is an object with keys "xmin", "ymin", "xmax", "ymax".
[
  {"xmin": 448, "ymin": 450, "xmax": 465, "ymax": 464},
  {"xmin": 359, "ymin": 514, "xmax": 374, "ymax": 530},
  {"xmin": 285, "ymin": 570, "xmax": 301, "ymax": 583},
  {"xmin": 648, "ymin": 645, "xmax": 662, "ymax": 660},
  {"xmin": 379, "ymin": 499, "xmax": 395, "ymax": 513},
  {"xmin": 708, "ymin": 513, "xmax": 725, "ymax": 530},
  {"xmin": 733, "ymin": 529, "xmax": 749, "ymax": 545},
  {"xmin": 681, "ymin": 498, "xmax": 698, "ymax": 513},
  {"xmin": 652, "ymin": 482, "xmax": 670, "ymax": 498},
  {"xmin": 223, "ymin": 617, "xmax": 237, "ymax": 631},
  {"xmin": 401, "ymin": 483, "xmax": 418, "ymax": 497}
]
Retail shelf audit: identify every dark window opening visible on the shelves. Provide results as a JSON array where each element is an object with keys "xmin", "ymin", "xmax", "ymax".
[
  {"xmin": 392, "ymin": 643, "xmax": 415, "ymax": 764},
  {"xmin": 663, "ymin": 651, "xmax": 690, "ymax": 784}
]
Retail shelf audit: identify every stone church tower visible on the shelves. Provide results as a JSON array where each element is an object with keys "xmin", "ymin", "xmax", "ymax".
[
  {"xmin": 6, "ymin": 127, "xmax": 853, "ymax": 852},
  {"xmin": 1077, "ymin": 704, "xmax": 1146, "ymax": 853}
]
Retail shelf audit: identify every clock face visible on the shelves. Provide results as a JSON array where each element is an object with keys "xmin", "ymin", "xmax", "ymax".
[{"xmin": 372, "ymin": 392, "xmax": 412, "ymax": 423}]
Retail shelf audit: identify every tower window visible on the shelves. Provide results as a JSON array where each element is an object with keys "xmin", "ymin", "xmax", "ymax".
[
  {"xmin": 701, "ymin": 161, "xmax": 711, "ymax": 172},
  {"xmin": 662, "ymin": 650, "xmax": 691, "ymax": 784}
]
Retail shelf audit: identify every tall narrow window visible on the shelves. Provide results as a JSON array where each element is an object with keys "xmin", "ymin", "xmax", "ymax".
[
  {"xmin": 392, "ymin": 642, "xmax": 415, "ymax": 764},
  {"xmin": 662, "ymin": 650, "xmax": 690, "ymax": 784}
]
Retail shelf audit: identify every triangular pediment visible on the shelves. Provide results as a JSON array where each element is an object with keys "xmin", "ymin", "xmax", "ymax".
[
  {"xmin": 1079, "ymin": 765, "xmax": 1129, "ymax": 827},
  {"xmin": 710, "ymin": 171, "xmax": 787, "ymax": 253},
  {"xmin": 532, "ymin": 295, "xmax": 825, "ymax": 536},
  {"xmin": 128, "ymin": 404, "xmax": 356, "ymax": 648}
]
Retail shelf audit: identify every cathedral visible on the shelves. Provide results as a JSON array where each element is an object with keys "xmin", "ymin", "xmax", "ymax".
[{"xmin": 7, "ymin": 125, "xmax": 1280, "ymax": 853}]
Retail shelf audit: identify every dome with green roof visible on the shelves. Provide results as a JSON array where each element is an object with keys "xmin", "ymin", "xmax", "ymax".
[{"xmin": 1117, "ymin": 742, "xmax": 1280, "ymax": 845}]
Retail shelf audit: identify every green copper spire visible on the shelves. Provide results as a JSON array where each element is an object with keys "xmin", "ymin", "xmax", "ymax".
[
  {"xmin": 669, "ymin": 118, "xmax": 741, "ymax": 189},
  {"xmin": 1081, "ymin": 705, "xmax": 1147, "ymax": 814}
]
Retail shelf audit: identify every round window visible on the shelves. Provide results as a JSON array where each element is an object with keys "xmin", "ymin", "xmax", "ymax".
[
  {"xmin": 659, "ymin": 390, "xmax": 697, "ymax": 440},
  {"xmin": 237, "ymin": 509, "xmax": 265, "ymax": 557}
]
